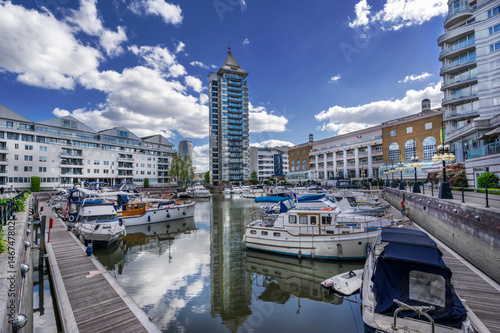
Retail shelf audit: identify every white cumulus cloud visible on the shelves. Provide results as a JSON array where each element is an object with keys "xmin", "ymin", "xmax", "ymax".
[
  {"xmin": 243, "ymin": 38, "xmax": 250, "ymax": 45},
  {"xmin": 315, "ymin": 82, "xmax": 442, "ymax": 135},
  {"xmin": 0, "ymin": 1, "xmax": 102, "ymax": 89},
  {"xmin": 399, "ymin": 72, "xmax": 433, "ymax": 83},
  {"xmin": 328, "ymin": 74, "xmax": 341, "ymax": 83},
  {"xmin": 190, "ymin": 61, "xmax": 209, "ymax": 69},
  {"xmin": 67, "ymin": 0, "xmax": 128, "ymax": 57},
  {"xmin": 250, "ymin": 140, "xmax": 294, "ymax": 148},
  {"xmin": 129, "ymin": 45, "xmax": 186, "ymax": 77},
  {"xmin": 129, "ymin": 0, "xmax": 183, "ymax": 25},
  {"xmin": 249, "ymin": 103, "xmax": 288, "ymax": 133},
  {"xmin": 192, "ymin": 144, "xmax": 209, "ymax": 173},
  {"xmin": 349, "ymin": 0, "xmax": 448, "ymax": 31}
]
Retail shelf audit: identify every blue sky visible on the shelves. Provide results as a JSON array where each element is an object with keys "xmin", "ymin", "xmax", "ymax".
[{"xmin": 0, "ymin": 0, "xmax": 449, "ymax": 172}]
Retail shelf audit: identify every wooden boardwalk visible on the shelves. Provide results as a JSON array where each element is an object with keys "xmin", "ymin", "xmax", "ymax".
[
  {"xmin": 388, "ymin": 203, "xmax": 500, "ymax": 333},
  {"xmin": 43, "ymin": 203, "xmax": 161, "ymax": 333}
]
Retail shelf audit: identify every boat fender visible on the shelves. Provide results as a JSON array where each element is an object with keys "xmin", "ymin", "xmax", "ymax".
[
  {"xmin": 68, "ymin": 215, "xmax": 75, "ymax": 222},
  {"xmin": 406, "ymin": 211, "xmax": 409, "ymax": 217},
  {"xmin": 183, "ymin": 211, "xmax": 186, "ymax": 215},
  {"xmin": 119, "ymin": 219, "xmax": 123, "ymax": 226},
  {"xmin": 167, "ymin": 213, "xmax": 170, "ymax": 218},
  {"xmin": 400, "ymin": 200, "xmax": 404, "ymax": 209}
]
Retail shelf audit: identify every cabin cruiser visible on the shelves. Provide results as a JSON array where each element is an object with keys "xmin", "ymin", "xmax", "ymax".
[
  {"xmin": 244, "ymin": 197, "xmax": 403, "ymax": 260},
  {"xmin": 73, "ymin": 198, "xmax": 126, "ymax": 246},
  {"xmin": 187, "ymin": 185, "xmax": 210, "ymax": 198},
  {"xmin": 362, "ymin": 228, "xmax": 474, "ymax": 333}
]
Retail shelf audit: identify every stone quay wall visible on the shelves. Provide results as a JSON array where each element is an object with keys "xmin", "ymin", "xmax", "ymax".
[{"xmin": 384, "ymin": 188, "xmax": 500, "ymax": 284}]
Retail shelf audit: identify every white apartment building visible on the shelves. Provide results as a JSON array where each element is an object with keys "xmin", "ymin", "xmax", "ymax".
[
  {"xmin": 439, "ymin": 0, "xmax": 500, "ymax": 186},
  {"xmin": 309, "ymin": 126, "xmax": 384, "ymax": 184},
  {"xmin": 0, "ymin": 104, "xmax": 175, "ymax": 189},
  {"xmin": 249, "ymin": 146, "xmax": 289, "ymax": 182}
]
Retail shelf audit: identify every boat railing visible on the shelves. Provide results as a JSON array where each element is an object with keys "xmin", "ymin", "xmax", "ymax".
[{"xmin": 392, "ymin": 299, "xmax": 435, "ymax": 333}]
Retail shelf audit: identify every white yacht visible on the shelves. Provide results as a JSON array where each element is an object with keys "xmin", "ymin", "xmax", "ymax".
[
  {"xmin": 74, "ymin": 198, "xmax": 126, "ymax": 246},
  {"xmin": 243, "ymin": 197, "xmax": 402, "ymax": 260},
  {"xmin": 187, "ymin": 185, "xmax": 210, "ymax": 198}
]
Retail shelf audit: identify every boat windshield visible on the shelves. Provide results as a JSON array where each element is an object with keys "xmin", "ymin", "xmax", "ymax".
[
  {"xmin": 409, "ymin": 270, "xmax": 446, "ymax": 307},
  {"xmin": 83, "ymin": 215, "xmax": 118, "ymax": 223}
]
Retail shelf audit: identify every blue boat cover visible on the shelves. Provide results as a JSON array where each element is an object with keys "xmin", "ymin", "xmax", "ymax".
[
  {"xmin": 297, "ymin": 194, "xmax": 326, "ymax": 201},
  {"xmin": 255, "ymin": 196, "xmax": 289, "ymax": 203},
  {"xmin": 373, "ymin": 228, "xmax": 467, "ymax": 328}
]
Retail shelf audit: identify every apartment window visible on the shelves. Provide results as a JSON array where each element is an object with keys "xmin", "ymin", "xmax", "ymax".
[
  {"xmin": 94, "ymin": 160, "xmax": 100, "ymax": 165},
  {"xmin": 390, "ymin": 130, "xmax": 396, "ymax": 137},
  {"xmin": 490, "ymin": 42, "xmax": 500, "ymax": 53},
  {"xmin": 39, "ymin": 146, "xmax": 47, "ymax": 152},
  {"xmin": 39, "ymin": 167, "xmax": 47, "ymax": 172},
  {"xmin": 425, "ymin": 122, "xmax": 432, "ymax": 130},
  {"xmin": 24, "ymin": 166, "xmax": 32, "ymax": 172},
  {"xmin": 14, "ymin": 155, "xmax": 18, "ymax": 161},
  {"xmin": 493, "ymin": 96, "xmax": 500, "ymax": 106},
  {"xmin": 14, "ymin": 166, "xmax": 18, "ymax": 172},
  {"xmin": 39, "ymin": 156, "xmax": 47, "ymax": 162},
  {"xmin": 103, "ymin": 169, "xmax": 109, "ymax": 174},
  {"xmin": 489, "ymin": 24, "xmax": 500, "ymax": 35},
  {"xmin": 94, "ymin": 169, "xmax": 99, "ymax": 174},
  {"xmin": 6, "ymin": 121, "xmax": 13, "ymax": 129},
  {"xmin": 15, "ymin": 144, "xmax": 19, "ymax": 149},
  {"xmin": 406, "ymin": 126, "xmax": 413, "ymax": 134},
  {"xmin": 488, "ymin": 5, "xmax": 500, "ymax": 18},
  {"xmin": 24, "ymin": 155, "xmax": 33, "ymax": 161}
]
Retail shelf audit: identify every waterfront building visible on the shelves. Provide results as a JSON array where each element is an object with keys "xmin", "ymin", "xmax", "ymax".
[
  {"xmin": 249, "ymin": 146, "xmax": 289, "ymax": 183},
  {"xmin": 309, "ymin": 128, "xmax": 384, "ymax": 184},
  {"xmin": 438, "ymin": 0, "xmax": 500, "ymax": 186},
  {"xmin": 208, "ymin": 47, "xmax": 249, "ymax": 186},
  {"xmin": 380, "ymin": 100, "xmax": 443, "ymax": 181},
  {"xmin": 286, "ymin": 134, "xmax": 314, "ymax": 183},
  {"xmin": 0, "ymin": 104, "xmax": 175, "ymax": 189},
  {"xmin": 178, "ymin": 140, "xmax": 193, "ymax": 161}
]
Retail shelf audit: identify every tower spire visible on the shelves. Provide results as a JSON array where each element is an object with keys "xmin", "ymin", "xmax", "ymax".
[{"xmin": 228, "ymin": 40, "xmax": 231, "ymax": 54}]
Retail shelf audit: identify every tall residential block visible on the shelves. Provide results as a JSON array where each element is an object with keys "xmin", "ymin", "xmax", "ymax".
[
  {"xmin": 439, "ymin": 0, "xmax": 500, "ymax": 186},
  {"xmin": 178, "ymin": 140, "xmax": 193, "ymax": 161},
  {"xmin": 209, "ymin": 48, "xmax": 249, "ymax": 186}
]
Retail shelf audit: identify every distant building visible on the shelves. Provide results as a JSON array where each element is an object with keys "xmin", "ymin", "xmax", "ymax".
[
  {"xmin": 178, "ymin": 140, "xmax": 193, "ymax": 160},
  {"xmin": 438, "ymin": 0, "xmax": 500, "ymax": 186},
  {"xmin": 249, "ymin": 146, "xmax": 289, "ymax": 182},
  {"xmin": 286, "ymin": 134, "xmax": 315, "ymax": 183},
  {"xmin": 0, "ymin": 104, "xmax": 175, "ymax": 189},
  {"xmin": 380, "ymin": 100, "xmax": 443, "ymax": 181},
  {"xmin": 209, "ymin": 47, "xmax": 249, "ymax": 186},
  {"xmin": 309, "ymin": 127, "xmax": 384, "ymax": 184}
]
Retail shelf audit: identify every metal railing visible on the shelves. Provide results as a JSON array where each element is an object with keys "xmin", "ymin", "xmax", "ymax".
[{"xmin": 0, "ymin": 190, "xmax": 28, "ymax": 227}]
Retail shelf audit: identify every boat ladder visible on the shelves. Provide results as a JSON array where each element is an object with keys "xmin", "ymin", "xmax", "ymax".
[{"xmin": 392, "ymin": 299, "xmax": 435, "ymax": 333}]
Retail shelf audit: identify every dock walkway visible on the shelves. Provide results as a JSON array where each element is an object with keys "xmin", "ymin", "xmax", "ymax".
[
  {"xmin": 42, "ymin": 202, "xmax": 161, "ymax": 333},
  {"xmin": 388, "ymin": 205, "xmax": 500, "ymax": 333}
]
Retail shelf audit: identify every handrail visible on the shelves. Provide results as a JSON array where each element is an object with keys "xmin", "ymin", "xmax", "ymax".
[
  {"xmin": 393, "ymin": 299, "xmax": 435, "ymax": 333},
  {"xmin": 0, "ymin": 190, "xmax": 29, "ymax": 227}
]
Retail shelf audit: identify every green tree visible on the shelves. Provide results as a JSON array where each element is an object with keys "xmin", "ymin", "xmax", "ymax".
[
  {"xmin": 250, "ymin": 170, "xmax": 258, "ymax": 184},
  {"xmin": 477, "ymin": 172, "xmax": 499, "ymax": 188},
  {"xmin": 204, "ymin": 171, "xmax": 210, "ymax": 184},
  {"xmin": 169, "ymin": 152, "xmax": 184, "ymax": 185},
  {"xmin": 31, "ymin": 176, "xmax": 41, "ymax": 192},
  {"xmin": 182, "ymin": 155, "xmax": 195, "ymax": 184},
  {"xmin": 144, "ymin": 178, "xmax": 150, "ymax": 188}
]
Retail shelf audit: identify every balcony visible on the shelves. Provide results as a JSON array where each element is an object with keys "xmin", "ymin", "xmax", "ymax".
[
  {"xmin": 444, "ymin": 5, "xmax": 473, "ymax": 29},
  {"xmin": 441, "ymin": 74, "xmax": 477, "ymax": 91},
  {"xmin": 0, "ymin": 158, "xmax": 7, "ymax": 164},
  {"xmin": 60, "ymin": 152, "xmax": 84, "ymax": 158},
  {"xmin": 444, "ymin": 108, "xmax": 479, "ymax": 121},
  {"xmin": 117, "ymin": 163, "xmax": 133, "ymax": 169},
  {"xmin": 60, "ymin": 160, "xmax": 84, "ymax": 167},
  {"xmin": 440, "ymin": 58, "xmax": 475, "ymax": 75},
  {"xmin": 0, "ymin": 146, "xmax": 8, "ymax": 151},
  {"xmin": 467, "ymin": 141, "xmax": 500, "ymax": 159},
  {"xmin": 227, "ymin": 80, "xmax": 242, "ymax": 87},
  {"xmin": 439, "ymin": 41, "xmax": 475, "ymax": 61},
  {"xmin": 117, "ymin": 156, "xmax": 134, "ymax": 162},
  {"xmin": 442, "ymin": 91, "xmax": 478, "ymax": 106}
]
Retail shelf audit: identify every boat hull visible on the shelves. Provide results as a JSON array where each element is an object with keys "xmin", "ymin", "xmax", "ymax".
[
  {"xmin": 76, "ymin": 223, "xmax": 125, "ymax": 247},
  {"xmin": 120, "ymin": 202, "xmax": 195, "ymax": 226},
  {"xmin": 244, "ymin": 228, "xmax": 379, "ymax": 260}
]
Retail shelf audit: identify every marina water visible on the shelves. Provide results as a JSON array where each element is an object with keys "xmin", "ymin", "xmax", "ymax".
[{"xmin": 35, "ymin": 194, "xmax": 365, "ymax": 332}]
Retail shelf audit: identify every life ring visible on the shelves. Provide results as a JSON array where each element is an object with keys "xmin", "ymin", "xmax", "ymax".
[
  {"xmin": 175, "ymin": 201, "xmax": 182, "ymax": 205},
  {"xmin": 321, "ymin": 207, "xmax": 334, "ymax": 211},
  {"xmin": 68, "ymin": 215, "xmax": 75, "ymax": 222}
]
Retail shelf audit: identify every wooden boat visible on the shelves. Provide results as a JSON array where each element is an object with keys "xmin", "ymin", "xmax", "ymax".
[
  {"xmin": 117, "ymin": 199, "xmax": 196, "ymax": 226},
  {"xmin": 320, "ymin": 268, "xmax": 363, "ymax": 295},
  {"xmin": 362, "ymin": 228, "xmax": 474, "ymax": 333}
]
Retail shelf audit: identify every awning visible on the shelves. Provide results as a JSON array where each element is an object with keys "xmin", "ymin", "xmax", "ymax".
[{"xmin": 478, "ymin": 127, "xmax": 500, "ymax": 140}]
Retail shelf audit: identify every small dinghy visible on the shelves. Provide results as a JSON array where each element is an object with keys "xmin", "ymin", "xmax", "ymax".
[{"xmin": 321, "ymin": 269, "xmax": 363, "ymax": 295}]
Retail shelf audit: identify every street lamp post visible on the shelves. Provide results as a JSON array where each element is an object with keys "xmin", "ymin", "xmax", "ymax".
[
  {"xmin": 390, "ymin": 162, "xmax": 397, "ymax": 188},
  {"xmin": 432, "ymin": 144, "xmax": 455, "ymax": 199},
  {"xmin": 383, "ymin": 163, "xmax": 390, "ymax": 187},
  {"xmin": 397, "ymin": 161, "xmax": 406, "ymax": 190},
  {"xmin": 408, "ymin": 155, "xmax": 423, "ymax": 193}
]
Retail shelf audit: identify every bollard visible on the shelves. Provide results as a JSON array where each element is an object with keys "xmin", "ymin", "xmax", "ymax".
[
  {"xmin": 485, "ymin": 187, "xmax": 490, "ymax": 208},
  {"xmin": 47, "ymin": 217, "xmax": 54, "ymax": 243},
  {"xmin": 461, "ymin": 187, "xmax": 465, "ymax": 203},
  {"xmin": 431, "ymin": 185, "xmax": 434, "ymax": 197}
]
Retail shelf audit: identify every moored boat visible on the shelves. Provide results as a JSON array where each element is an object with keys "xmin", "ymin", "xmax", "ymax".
[
  {"xmin": 320, "ymin": 269, "xmax": 363, "ymax": 295},
  {"xmin": 73, "ymin": 198, "xmax": 126, "ymax": 246},
  {"xmin": 117, "ymin": 199, "xmax": 196, "ymax": 226},
  {"xmin": 362, "ymin": 227, "xmax": 474, "ymax": 333},
  {"xmin": 187, "ymin": 185, "xmax": 210, "ymax": 198}
]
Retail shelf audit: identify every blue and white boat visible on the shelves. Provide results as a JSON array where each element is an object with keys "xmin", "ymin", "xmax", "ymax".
[
  {"xmin": 243, "ymin": 196, "xmax": 402, "ymax": 260},
  {"xmin": 362, "ymin": 228, "xmax": 474, "ymax": 333}
]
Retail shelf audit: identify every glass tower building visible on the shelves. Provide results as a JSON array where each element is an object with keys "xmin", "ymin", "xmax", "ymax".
[{"xmin": 209, "ymin": 48, "xmax": 249, "ymax": 186}]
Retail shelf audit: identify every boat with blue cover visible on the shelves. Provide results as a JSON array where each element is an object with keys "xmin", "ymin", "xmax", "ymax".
[{"xmin": 362, "ymin": 227, "xmax": 474, "ymax": 333}]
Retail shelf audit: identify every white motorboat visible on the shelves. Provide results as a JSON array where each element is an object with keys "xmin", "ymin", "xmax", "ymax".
[
  {"xmin": 231, "ymin": 186, "xmax": 242, "ymax": 194},
  {"xmin": 244, "ymin": 197, "xmax": 403, "ymax": 260},
  {"xmin": 320, "ymin": 268, "xmax": 363, "ymax": 295},
  {"xmin": 362, "ymin": 228, "xmax": 474, "ymax": 333},
  {"xmin": 74, "ymin": 198, "xmax": 126, "ymax": 246},
  {"xmin": 222, "ymin": 187, "xmax": 232, "ymax": 195},
  {"xmin": 187, "ymin": 185, "xmax": 210, "ymax": 198}
]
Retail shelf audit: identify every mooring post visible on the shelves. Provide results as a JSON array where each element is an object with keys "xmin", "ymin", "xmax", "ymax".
[{"xmin": 485, "ymin": 187, "xmax": 490, "ymax": 208}]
